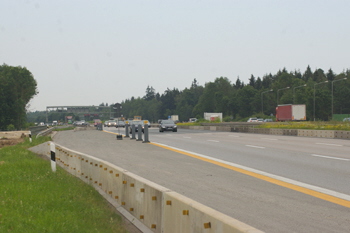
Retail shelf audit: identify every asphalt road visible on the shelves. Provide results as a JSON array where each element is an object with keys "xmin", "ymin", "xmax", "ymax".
[{"xmin": 53, "ymin": 127, "xmax": 350, "ymax": 233}]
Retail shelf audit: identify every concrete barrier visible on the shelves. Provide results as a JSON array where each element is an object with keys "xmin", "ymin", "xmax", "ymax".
[
  {"xmin": 163, "ymin": 191, "xmax": 263, "ymax": 233},
  {"xmin": 297, "ymin": 130, "xmax": 314, "ymax": 137},
  {"xmin": 334, "ymin": 130, "xmax": 350, "ymax": 139},
  {"xmin": 282, "ymin": 129, "xmax": 298, "ymax": 136},
  {"xmin": 45, "ymin": 142, "xmax": 262, "ymax": 233}
]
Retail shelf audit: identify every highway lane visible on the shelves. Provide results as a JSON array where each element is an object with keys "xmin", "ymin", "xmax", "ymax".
[
  {"xmin": 54, "ymin": 127, "xmax": 350, "ymax": 233},
  {"xmin": 114, "ymin": 127, "xmax": 350, "ymax": 195}
]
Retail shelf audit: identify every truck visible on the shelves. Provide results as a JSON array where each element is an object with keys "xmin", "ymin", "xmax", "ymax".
[
  {"xmin": 169, "ymin": 115, "xmax": 179, "ymax": 122},
  {"xmin": 204, "ymin": 112, "xmax": 223, "ymax": 122},
  {"xmin": 276, "ymin": 104, "xmax": 306, "ymax": 121}
]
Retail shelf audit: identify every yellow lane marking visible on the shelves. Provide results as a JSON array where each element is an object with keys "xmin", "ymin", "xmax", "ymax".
[
  {"xmin": 150, "ymin": 142, "xmax": 350, "ymax": 208},
  {"xmin": 103, "ymin": 130, "xmax": 123, "ymax": 136}
]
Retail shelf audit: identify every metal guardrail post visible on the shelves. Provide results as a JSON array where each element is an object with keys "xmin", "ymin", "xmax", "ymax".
[
  {"xmin": 130, "ymin": 124, "xmax": 136, "ymax": 139},
  {"xmin": 143, "ymin": 125, "xmax": 150, "ymax": 143},
  {"xmin": 125, "ymin": 124, "xmax": 130, "ymax": 138},
  {"xmin": 137, "ymin": 124, "xmax": 143, "ymax": 141}
]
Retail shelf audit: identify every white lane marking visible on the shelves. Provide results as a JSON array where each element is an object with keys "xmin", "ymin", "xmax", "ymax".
[
  {"xmin": 151, "ymin": 142, "xmax": 350, "ymax": 202},
  {"xmin": 246, "ymin": 145, "xmax": 265, "ymax": 149},
  {"xmin": 311, "ymin": 154, "xmax": 349, "ymax": 161},
  {"xmin": 229, "ymin": 135, "xmax": 240, "ymax": 137},
  {"xmin": 183, "ymin": 136, "xmax": 191, "ymax": 139},
  {"xmin": 207, "ymin": 140, "xmax": 219, "ymax": 143},
  {"xmin": 316, "ymin": 143, "xmax": 343, "ymax": 147},
  {"xmin": 261, "ymin": 138, "xmax": 278, "ymax": 141}
]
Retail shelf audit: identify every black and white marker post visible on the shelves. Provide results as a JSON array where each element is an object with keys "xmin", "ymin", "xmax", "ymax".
[{"xmin": 50, "ymin": 142, "xmax": 56, "ymax": 172}]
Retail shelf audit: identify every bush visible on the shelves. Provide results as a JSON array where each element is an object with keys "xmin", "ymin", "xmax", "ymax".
[{"xmin": 6, "ymin": 124, "xmax": 15, "ymax": 131}]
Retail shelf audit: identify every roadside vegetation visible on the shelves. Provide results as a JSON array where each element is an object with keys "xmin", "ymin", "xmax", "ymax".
[
  {"xmin": 27, "ymin": 66, "xmax": 350, "ymax": 125},
  {"xmin": 257, "ymin": 121, "xmax": 350, "ymax": 131},
  {"xmin": 178, "ymin": 119, "xmax": 350, "ymax": 131},
  {"xmin": 53, "ymin": 126, "xmax": 75, "ymax": 131},
  {"xmin": 0, "ymin": 136, "xmax": 128, "ymax": 233}
]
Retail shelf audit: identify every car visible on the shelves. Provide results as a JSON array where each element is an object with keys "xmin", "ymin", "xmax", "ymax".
[
  {"xmin": 159, "ymin": 119, "xmax": 177, "ymax": 132},
  {"xmin": 116, "ymin": 120, "xmax": 125, "ymax": 128},
  {"xmin": 144, "ymin": 120, "xmax": 151, "ymax": 128},
  {"xmin": 247, "ymin": 118, "xmax": 258, "ymax": 122},
  {"xmin": 94, "ymin": 119, "xmax": 101, "ymax": 127},
  {"xmin": 107, "ymin": 120, "xmax": 117, "ymax": 127},
  {"xmin": 73, "ymin": 120, "xmax": 88, "ymax": 126},
  {"xmin": 264, "ymin": 119, "xmax": 273, "ymax": 122},
  {"xmin": 129, "ymin": 120, "xmax": 145, "ymax": 133},
  {"xmin": 343, "ymin": 117, "xmax": 350, "ymax": 122},
  {"xmin": 189, "ymin": 118, "xmax": 197, "ymax": 123},
  {"xmin": 104, "ymin": 120, "xmax": 109, "ymax": 127},
  {"xmin": 257, "ymin": 118, "xmax": 264, "ymax": 122}
]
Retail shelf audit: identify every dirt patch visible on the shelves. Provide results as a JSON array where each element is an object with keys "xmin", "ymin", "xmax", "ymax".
[
  {"xmin": 0, "ymin": 138, "xmax": 25, "ymax": 148},
  {"xmin": 0, "ymin": 131, "xmax": 29, "ymax": 148}
]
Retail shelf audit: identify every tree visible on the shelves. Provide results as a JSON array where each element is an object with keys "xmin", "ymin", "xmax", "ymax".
[
  {"xmin": 0, "ymin": 64, "xmax": 38, "ymax": 130},
  {"xmin": 236, "ymin": 85, "xmax": 258, "ymax": 117},
  {"xmin": 255, "ymin": 77, "xmax": 262, "ymax": 90},
  {"xmin": 303, "ymin": 65, "xmax": 313, "ymax": 82},
  {"xmin": 249, "ymin": 75, "xmax": 256, "ymax": 87},
  {"xmin": 326, "ymin": 68, "xmax": 335, "ymax": 82},
  {"xmin": 143, "ymin": 86, "xmax": 156, "ymax": 101},
  {"xmin": 191, "ymin": 78, "xmax": 199, "ymax": 89},
  {"xmin": 313, "ymin": 68, "xmax": 326, "ymax": 82},
  {"xmin": 235, "ymin": 77, "xmax": 242, "ymax": 89}
]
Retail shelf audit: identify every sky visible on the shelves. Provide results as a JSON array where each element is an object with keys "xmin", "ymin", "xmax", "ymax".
[{"xmin": 1, "ymin": 0, "xmax": 349, "ymax": 111}]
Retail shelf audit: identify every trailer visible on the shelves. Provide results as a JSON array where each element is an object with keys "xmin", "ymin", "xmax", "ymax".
[
  {"xmin": 169, "ymin": 115, "xmax": 179, "ymax": 122},
  {"xmin": 204, "ymin": 112, "xmax": 223, "ymax": 122},
  {"xmin": 276, "ymin": 104, "xmax": 306, "ymax": 121}
]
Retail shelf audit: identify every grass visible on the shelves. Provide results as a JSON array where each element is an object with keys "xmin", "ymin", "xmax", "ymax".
[
  {"xmin": 178, "ymin": 120, "xmax": 350, "ymax": 131},
  {"xmin": 0, "ymin": 137, "xmax": 129, "ymax": 233},
  {"xmin": 53, "ymin": 126, "xmax": 75, "ymax": 131},
  {"xmin": 256, "ymin": 121, "xmax": 350, "ymax": 131}
]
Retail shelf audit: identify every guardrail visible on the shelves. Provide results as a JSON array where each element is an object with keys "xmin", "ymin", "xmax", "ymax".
[
  {"xmin": 29, "ymin": 126, "xmax": 48, "ymax": 136},
  {"xmin": 42, "ymin": 142, "xmax": 263, "ymax": 233},
  {"xmin": 29, "ymin": 126, "xmax": 54, "ymax": 137}
]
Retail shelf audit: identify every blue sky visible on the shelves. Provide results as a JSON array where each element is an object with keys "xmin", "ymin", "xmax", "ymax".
[{"xmin": 1, "ymin": 0, "xmax": 349, "ymax": 111}]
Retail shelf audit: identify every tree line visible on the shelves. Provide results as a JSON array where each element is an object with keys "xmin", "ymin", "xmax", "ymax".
[
  {"xmin": 121, "ymin": 66, "xmax": 350, "ymax": 122},
  {"xmin": 1, "ymin": 64, "xmax": 38, "ymax": 130}
]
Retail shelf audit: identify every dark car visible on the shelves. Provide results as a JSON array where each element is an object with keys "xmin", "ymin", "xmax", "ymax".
[
  {"xmin": 159, "ymin": 119, "xmax": 177, "ymax": 132},
  {"xmin": 129, "ymin": 120, "xmax": 145, "ymax": 133}
]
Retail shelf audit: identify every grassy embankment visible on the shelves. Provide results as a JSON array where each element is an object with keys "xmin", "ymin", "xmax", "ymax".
[
  {"xmin": 257, "ymin": 121, "xmax": 350, "ymax": 131},
  {"xmin": 0, "ymin": 136, "xmax": 129, "ymax": 233},
  {"xmin": 178, "ymin": 121, "xmax": 350, "ymax": 131}
]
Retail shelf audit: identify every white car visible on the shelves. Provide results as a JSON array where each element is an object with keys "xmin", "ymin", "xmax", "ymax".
[
  {"xmin": 189, "ymin": 118, "xmax": 197, "ymax": 122},
  {"xmin": 247, "ymin": 118, "xmax": 258, "ymax": 122}
]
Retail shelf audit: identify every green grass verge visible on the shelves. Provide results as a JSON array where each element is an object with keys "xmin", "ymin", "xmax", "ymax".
[
  {"xmin": 178, "ymin": 120, "xmax": 350, "ymax": 131},
  {"xmin": 53, "ymin": 126, "xmax": 75, "ymax": 131},
  {"xmin": 0, "ymin": 137, "xmax": 129, "ymax": 233},
  {"xmin": 256, "ymin": 121, "xmax": 350, "ymax": 131}
]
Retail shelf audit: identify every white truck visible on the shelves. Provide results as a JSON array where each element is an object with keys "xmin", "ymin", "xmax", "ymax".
[
  {"xmin": 204, "ymin": 112, "xmax": 223, "ymax": 122},
  {"xmin": 170, "ymin": 115, "xmax": 179, "ymax": 122}
]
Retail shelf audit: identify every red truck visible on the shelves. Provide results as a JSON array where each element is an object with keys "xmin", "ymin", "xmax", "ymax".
[{"xmin": 276, "ymin": 104, "xmax": 306, "ymax": 121}]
